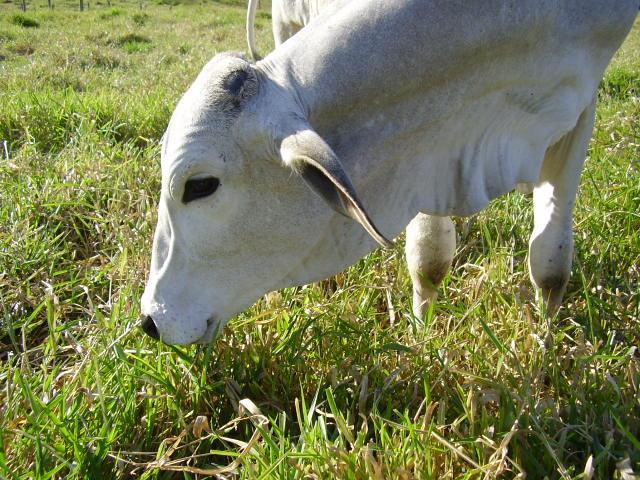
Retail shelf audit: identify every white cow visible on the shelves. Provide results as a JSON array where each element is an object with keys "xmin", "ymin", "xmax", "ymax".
[
  {"xmin": 247, "ymin": 0, "xmax": 333, "ymax": 60},
  {"xmin": 141, "ymin": 0, "xmax": 638, "ymax": 345}
]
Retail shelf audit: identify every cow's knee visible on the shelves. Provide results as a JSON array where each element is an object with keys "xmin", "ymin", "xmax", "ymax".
[{"xmin": 405, "ymin": 213, "xmax": 455, "ymax": 319}]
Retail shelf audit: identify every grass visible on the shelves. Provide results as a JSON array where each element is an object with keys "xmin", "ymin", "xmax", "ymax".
[
  {"xmin": 9, "ymin": 13, "xmax": 40, "ymax": 28},
  {"xmin": 0, "ymin": 1, "xmax": 638, "ymax": 478}
]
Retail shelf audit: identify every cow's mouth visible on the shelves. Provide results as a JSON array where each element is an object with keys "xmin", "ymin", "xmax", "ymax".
[{"xmin": 194, "ymin": 316, "xmax": 222, "ymax": 344}]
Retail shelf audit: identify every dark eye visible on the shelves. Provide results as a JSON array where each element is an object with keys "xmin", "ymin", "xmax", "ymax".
[{"xmin": 182, "ymin": 176, "xmax": 220, "ymax": 203}]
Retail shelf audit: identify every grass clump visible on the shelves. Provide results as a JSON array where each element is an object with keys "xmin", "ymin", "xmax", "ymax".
[
  {"xmin": 132, "ymin": 12, "xmax": 149, "ymax": 25},
  {"xmin": 116, "ymin": 33, "xmax": 152, "ymax": 53},
  {"xmin": 79, "ymin": 49, "xmax": 122, "ymax": 70},
  {"xmin": 9, "ymin": 13, "xmax": 39, "ymax": 28},
  {"xmin": 99, "ymin": 7, "xmax": 121, "ymax": 19},
  {"xmin": 0, "ymin": 31, "xmax": 16, "ymax": 41},
  {"xmin": 1, "ymin": 90, "xmax": 168, "ymax": 153},
  {"xmin": 601, "ymin": 66, "xmax": 640, "ymax": 99},
  {"xmin": 8, "ymin": 42, "xmax": 35, "ymax": 56}
]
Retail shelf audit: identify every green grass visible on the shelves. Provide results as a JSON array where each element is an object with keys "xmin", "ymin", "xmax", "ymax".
[
  {"xmin": 0, "ymin": 1, "xmax": 638, "ymax": 478},
  {"xmin": 9, "ymin": 13, "xmax": 40, "ymax": 28}
]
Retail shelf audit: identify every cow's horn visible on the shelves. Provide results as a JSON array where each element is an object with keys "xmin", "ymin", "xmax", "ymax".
[{"xmin": 280, "ymin": 128, "xmax": 393, "ymax": 249}]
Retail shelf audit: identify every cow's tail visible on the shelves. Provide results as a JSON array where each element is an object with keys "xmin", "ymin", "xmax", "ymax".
[{"xmin": 246, "ymin": 0, "xmax": 261, "ymax": 61}]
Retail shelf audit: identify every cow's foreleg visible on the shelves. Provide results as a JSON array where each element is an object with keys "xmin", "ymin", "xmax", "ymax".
[
  {"xmin": 405, "ymin": 213, "xmax": 456, "ymax": 320},
  {"xmin": 528, "ymin": 97, "xmax": 597, "ymax": 315}
]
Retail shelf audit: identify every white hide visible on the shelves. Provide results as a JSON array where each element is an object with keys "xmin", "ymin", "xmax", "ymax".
[
  {"xmin": 247, "ymin": 0, "xmax": 333, "ymax": 60},
  {"xmin": 143, "ymin": 0, "xmax": 638, "ymax": 344}
]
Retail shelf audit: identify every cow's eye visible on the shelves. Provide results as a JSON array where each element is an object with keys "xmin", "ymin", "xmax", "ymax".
[{"xmin": 183, "ymin": 176, "xmax": 220, "ymax": 203}]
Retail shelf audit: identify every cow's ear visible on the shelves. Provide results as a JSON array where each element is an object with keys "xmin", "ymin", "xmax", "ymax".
[{"xmin": 280, "ymin": 128, "xmax": 393, "ymax": 248}]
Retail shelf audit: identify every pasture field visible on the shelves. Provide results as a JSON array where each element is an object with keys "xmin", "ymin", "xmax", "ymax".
[{"xmin": 0, "ymin": 1, "xmax": 639, "ymax": 478}]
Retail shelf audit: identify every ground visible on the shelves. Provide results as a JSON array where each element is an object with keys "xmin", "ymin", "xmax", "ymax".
[{"xmin": 0, "ymin": 1, "xmax": 639, "ymax": 478}]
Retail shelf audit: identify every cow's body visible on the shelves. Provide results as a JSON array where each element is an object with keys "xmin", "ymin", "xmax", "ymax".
[
  {"xmin": 247, "ymin": 0, "xmax": 333, "ymax": 60},
  {"xmin": 142, "ymin": 0, "xmax": 638, "ymax": 345},
  {"xmin": 267, "ymin": 0, "xmax": 608, "ymax": 214},
  {"xmin": 271, "ymin": 0, "xmax": 331, "ymax": 45}
]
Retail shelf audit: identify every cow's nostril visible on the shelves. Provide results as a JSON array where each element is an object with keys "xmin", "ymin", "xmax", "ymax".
[{"xmin": 141, "ymin": 315, "xmax": 160, "ymax": 340}]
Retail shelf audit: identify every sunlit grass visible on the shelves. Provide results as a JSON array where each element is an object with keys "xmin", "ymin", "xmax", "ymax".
[{"xmin": 0, "ymin": 2, "xmax": 638, "ymax": 478}]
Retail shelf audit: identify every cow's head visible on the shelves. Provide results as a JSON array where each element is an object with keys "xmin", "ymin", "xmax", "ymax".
[{"xmin": 141, "ymin": 53, "xmax": 390, "ymax": 344}]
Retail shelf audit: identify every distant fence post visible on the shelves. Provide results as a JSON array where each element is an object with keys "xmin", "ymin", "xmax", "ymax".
[
  {"xmin": 20, "ymin": 0, "xmax": 26, "ymax": 11},
  {"xmin": 48, "ymin": 0, "xmax": 52, "ymax": 9},
  {"xmin": 79, "ymin": 0, "xmax": 83, "ymax": 11}
]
